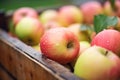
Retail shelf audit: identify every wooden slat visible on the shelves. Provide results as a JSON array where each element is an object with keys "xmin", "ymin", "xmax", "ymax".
[
  {"xmin": 0, "ymin": 29, "xmax": 82, "ymax": 80},
  {"xmin": 0, "ymin": 64, "xmax": 15, "ymax": 80}
]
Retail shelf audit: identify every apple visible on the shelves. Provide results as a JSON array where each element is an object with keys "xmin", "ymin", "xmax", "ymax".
[
  {"xmin": 39, "ymin": 9, "xmax": 58, "ymax": 24},
  {"xmin": 40, "ymin": 28, "xmax": 80, "ymax": 64},
  {"xmin": 15, "ymin": 17, "xmax": 44, "ymax": 46},
  {"xmin": 32, "ymin": 44, "xmax": 41, "ymax": 52},
  {"xmin": 103, "ymin": 1, "xmax": 115, "ymax": 16},
  {"xmin": 67, "ymin": 23, "xmax": 91, "ymax": 42},
  {"xmin": 103, "ymin": 0, "xmax": 120, "ymax": 17},
  {"xmin": 91, "ymin": 29, "xmax": 120, "ymax": 56},
  {"xmin": 13, "ymin": 7, "xmax": 38, "ymax": 25},
  {"xmin": 57, "ymin": 5, "xmax": 83, "ymax": 27},
  {"xmin": 115, "ymin": 0, "xmax": 120, "ymax": 17},
  {"xmin": 44, "ymin": 21, "xmax": 62, "ymax": 31},
  {"xmin": 74, "ymin": 46, "xmax": 120, "ymax": 80},
  {"xmin": 70, "ymin": 41, "xmax": 91, "ymax": 68},
  {"xmin": 80, "ymin": 1, "xmax": 103, "ymax": 24},
  {"xmin": 79, "ymin": 41, "xmax": 91, "ymax": 54}
]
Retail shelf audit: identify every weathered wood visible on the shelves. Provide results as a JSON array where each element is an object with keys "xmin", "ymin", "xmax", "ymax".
[
  {"xmin": 0, "ymin": 29, "xmax": 82, "ymax": 80},
  {"xmin": 0, "ymin": 64, "xmax": 15, "ymax": 80}
]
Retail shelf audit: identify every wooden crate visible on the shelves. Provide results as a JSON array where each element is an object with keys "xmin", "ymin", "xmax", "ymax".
[{"xmin": 0, "ymin": 8, "xmax": 83, "ymax": 80}]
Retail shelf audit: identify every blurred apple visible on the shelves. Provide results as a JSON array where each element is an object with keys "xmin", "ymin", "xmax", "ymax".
[
  {"xmin": 91, "ymin": 29, "xmax": 120, "ymax": 56},
  {"xmin": 103, "ymin": 0, "xmax": 120, "ymax": 17},
  {"xmin": 74, "ymin": 46, "xmax": 120, "ymax": 80},
  {"xmin": 80, "ymin": 1, "xmax": 103, "ymax": 24},
  {"xmin": 103, "ymin": 1, "xmax": 115, "ymax": 16},
  {"xmin": 67, "ymin": 23, "xmax": 91, "ymax": 42},
  {"xmin": 13, "ymin": 7, "xmax": 38, "ymax": 25},
  {"xmin": 57, "ymin": 5, "xmax": 83, "ymax": 27},
  {"xmin": 32, "ymin": 44, "xmax": 41, "ymax": 52},
  {"xmin": 40, "ymin": 28, "xmax": 79, "ymax": 64},
  {"xmin": 15, "ymin": 17, "xmax": 44, "ymax": 46},
  {"xmin": 44, "ymin": 21, "xmax": 62, "ymax": 31},
  {"xmin": 39, "ymin": 9, "xmax": 58, "ymax": 24}
]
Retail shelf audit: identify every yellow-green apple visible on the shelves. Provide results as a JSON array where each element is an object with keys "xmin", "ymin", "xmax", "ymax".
[
  {"xmin": 15, "ymin": 17, "xmax": 44, "ymax": 46},
  {"xmin": 74, "ymin": 46, "xmax": 120, "ymax": 80},
  {"xmin": 79, "ymin": 41, "xmax": 91, "ymax": 54},
  {"xmin": 13, "ymin": 7, "xmax": 38, "ymax": 26},
  {"xmin": 67, "ymin": 23, "xmax": 91, "ymax": 42},
  {"xmin": 39, "ymin": 9, "xmax": 58, "ymax": 24},
  {"xmin": 91, "ymin": 29, "xmax": 120, "ymax": 56},
  {"xmin": 57, "ymin": 5, "xmax": 83, "ymax": 27},
  {"xmin": 70, "ymin": 41, "xmax": 91, "ymax": 68},
  {"xmin": 80, "ymin": 1, "xmax": 103, "ymax": 24},
  {"xmin": 40, "ymin": 28, "xmax": 80, "ymax": 64}
]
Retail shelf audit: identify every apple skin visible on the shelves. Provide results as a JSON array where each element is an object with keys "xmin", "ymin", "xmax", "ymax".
[
  {"xmin": 57, "ymin": 5, "xmax": 83, "ymax": 27},
  {"xmin": 44, "ymin": 21, "xmax": 62, "ymax": 31},
  {"xmin": 67, "ymin": 23, "xmax": 90, "ymax": 42},
  {"xmin": 91, "ymin": 30, "xmax": 120, "ymax": 56},
  {"xmin": 39, "ymin": 9, "xmax": 58, "ymax": 24},
  {"xmin": 74, "ymin": 46, "xmax": 120, "ymax": 80},
  {"xmin": 13, "ymin": 7, "xmax": 38, "ymax": 25},
  {"xmin": 40, "ymin": 28, "xmax": 80, "ymax": 64},
  {"xmin": 103, "ymin": 1, "xmax": 115, "ymax": 16},
  {"xmin": 103, "ymin": 0, "xmax": 120, "ymax": 17},
  {"xmin": 32, "ymin": 44, "xmax": 41, "ymax": 53},
  {"xmin": 15, "ymin": 17, "xmax": 44, "ymax": 46},
  {"xmin": 79, "ymin": 41, "xmax": 91, "ymax": 54},
  {"xmin": 70, "ymin": 41, "xmax": 91, "ymax": 68},
  {"xmin": 80, "ymin": 1, "xmax": 103, "ymax": 24}
]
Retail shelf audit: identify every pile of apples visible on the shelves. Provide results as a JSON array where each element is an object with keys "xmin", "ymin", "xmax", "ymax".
[{"xmin": 9, "ymin": 0, "xmax": 120, "ymax": 80}]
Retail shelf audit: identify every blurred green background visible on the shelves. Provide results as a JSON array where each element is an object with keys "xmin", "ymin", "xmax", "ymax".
[
  {"xmin": 0, "ymin": 0, "xmax": 71, "ymax": 11},
  {"xmin": 0, "ymin": 0, "xmax": 104, "ymax": 11}
]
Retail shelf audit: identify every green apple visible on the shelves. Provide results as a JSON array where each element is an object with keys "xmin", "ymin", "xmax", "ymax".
[
  {"xmin": 74, "ymin": 46, "xmax": 120, "ymax": 80},
  {"xmin": 15, "ymin": 17, "xmax": 44, "ymax": 46}
]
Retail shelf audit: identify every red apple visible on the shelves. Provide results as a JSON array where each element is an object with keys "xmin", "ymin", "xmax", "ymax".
[
  {"xmin": 57, "ymin": 5, "xmax": 83, "ymax": 27},
  {"xmin": 91, "ymin": 29, "xmax": 120, "ymax": 56},
  {"xmin": 15, "ymin": 17, "xmax": 44, "ymax": 46},
  {"xmin": 13, "ymin": 7, "xmax": 38, "ymax": 25},
  {"xmin": 40, "ymin": 28, "xmax": 80, "ymax": 64},
  {"xmin": 80, "ymin": 1, "xmax": 103, "ymax": 24}
]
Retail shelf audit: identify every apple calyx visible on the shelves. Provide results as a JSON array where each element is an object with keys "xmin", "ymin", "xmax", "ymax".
[{"xmin": 67, "ymin": 41, "xmax": 74, "ymax": 49}]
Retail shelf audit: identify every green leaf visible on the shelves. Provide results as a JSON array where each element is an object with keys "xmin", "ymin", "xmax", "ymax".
[{"xmin": 94, "ymin": 14, "xmax": 118, "ymax": 34}]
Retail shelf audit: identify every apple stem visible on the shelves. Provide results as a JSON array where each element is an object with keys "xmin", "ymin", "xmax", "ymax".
[{"xmin": 105, "ymin": 51, "xmax": 108, "ymax": 55}]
